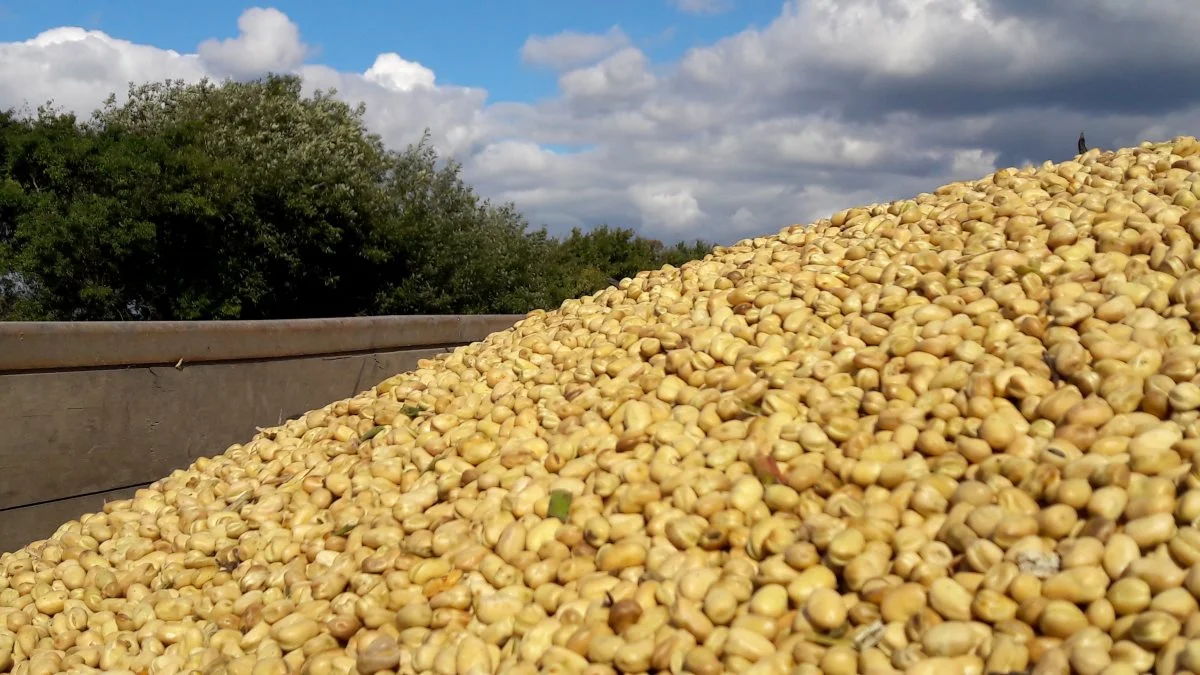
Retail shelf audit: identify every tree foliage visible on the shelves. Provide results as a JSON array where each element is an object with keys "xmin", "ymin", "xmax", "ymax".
[
  {"xmin": 0, "ymin": 74, "xmax": 713, "ymax": 321},
  {"xmin": 546, "ymin": 225, "xmax": 711, "ymax": 302}
]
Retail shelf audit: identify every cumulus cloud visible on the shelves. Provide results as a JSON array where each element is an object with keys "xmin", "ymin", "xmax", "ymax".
[
  {"xmin": 297, "ymin": 59, "xmax": 488, "ymax": 157},
  {"xmin": 521, "ymin": 27, "xmax": 631, "ymax": 71},
  {"xmin": 559, "ymin": 48, "xmax": 657, "ymax": 105},
  {"xmin": 629, "ymin": 181, "xmax": 708, "ymax": 231},
  {"xmin": 197, "ymin": 7, "xmax": 310, "ymax": 79},
  {"xmin": 0, "ymin": 28, "xmax": 205, "ymax": 114},
  {"xmin": 3, "ymin": 1, "xmax": 1200, "ymax": 246},
  {"xmin": 363, "ymin": 54, "xmax": 437, "ymax": 92}
]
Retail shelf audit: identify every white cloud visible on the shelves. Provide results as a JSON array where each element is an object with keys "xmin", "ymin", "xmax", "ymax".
[
  {"xmin": 3, "ymin": 1, "xmax": 1200, "ymax": 246},
  {"xmin": 629, "ymin": 181, "xmax": 707, "ymax": 231},
  {"xmin": 559, "ymin": 48, "xmax": 657, "ymax": 104},
  {"xmin": 471, "ymin": 141, "xmax": 556, "ymax": 177},
  {"xmin": 296, "ymin": 60, "xmax": 487, "ymax": 157},
  {"xmin": 363, "ymin": 53, "xmax": 436, "ymax": 92},
  {"xmin": 521, "ymin": 27, "xmax": 630, "ymax": 71},
  {"xmin": 197, "ymin": 7, "xmax": 309, "ymax": 79},
  {"xmin": 731, "ymin": 207, "xmax": 759, "ymax": 232},
  {"xmin": 0, "ymin": 27, "xmax": 205, "ymax": 115},
  {"xmin": 669, "ymin": 0, "xmax": 734, "ymax": 16}
]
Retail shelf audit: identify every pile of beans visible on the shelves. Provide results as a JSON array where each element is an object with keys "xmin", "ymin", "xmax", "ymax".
[{"xmin": 5, "ymin": 136, "xmax": 1200, "ymax": 674}]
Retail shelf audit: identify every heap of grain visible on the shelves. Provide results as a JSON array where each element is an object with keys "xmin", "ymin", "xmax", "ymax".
[{"xmin": 6, "ymin": 137, "xmax": 1200, "ymax": 675}]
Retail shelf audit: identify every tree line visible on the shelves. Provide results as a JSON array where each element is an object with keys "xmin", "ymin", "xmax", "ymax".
[{"xmin": 0, "ymin": 74, "xmax": 711, "ymax": 321}]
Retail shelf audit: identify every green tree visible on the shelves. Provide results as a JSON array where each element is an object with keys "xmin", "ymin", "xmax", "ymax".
[
  {"xmin": 372, "ymin": 133, "xmax": 557, "ymax": 315},
  {"xmin": 0, "ymin": 106, "xmax": 159, "ymax": 320},
  {"xmin": 546, "ymin": 225, "xmax": 712, "ymax": 301},
  {"xmin": 89, "ymin": 74, "xmax": 399, "ymax": 319},
  {"xmin": 0, "ymin": 75, "xmax": 548, "ymax": 320},
  {"xmin": 1, "ymin": 74, "xmax": 715, "ymax": 321}
]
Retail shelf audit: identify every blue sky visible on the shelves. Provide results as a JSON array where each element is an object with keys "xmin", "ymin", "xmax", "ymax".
[{"xmin": 0, "ymin": 0, "xmax": 783, "ymax": 104}]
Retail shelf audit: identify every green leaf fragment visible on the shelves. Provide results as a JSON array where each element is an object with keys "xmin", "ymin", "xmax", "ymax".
[
  {"xmin": 401, "ymin": 404, "xmax": 424, "ymax": 417},
  {"xmin": 548, "ymin": 490, "xmax": 573, "ymax": 522},
  {"xmin": 358, "ymin": 425, "xmax": 387, "ymax": 443},
  {"xmin": 1014, "ymin": 264, "xmax": 1047, "ymax": 281},
  {"xmin": 805, "ymin": 634, "xmax": 851, "ymax": 648},
  {"xmin": 333, "ymin": 523, "xmax": 357, "ymax": 537}
]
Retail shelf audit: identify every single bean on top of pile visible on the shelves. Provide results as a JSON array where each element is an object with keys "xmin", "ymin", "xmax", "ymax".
[{"xmin": 6, "ymin": 137, "xmax": 1200, "ymax": 675}]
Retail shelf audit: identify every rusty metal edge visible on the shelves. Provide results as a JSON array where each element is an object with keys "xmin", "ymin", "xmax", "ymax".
[{"xmin": 0, "ymin": 314, "xmax": 527, "ymax": 371}]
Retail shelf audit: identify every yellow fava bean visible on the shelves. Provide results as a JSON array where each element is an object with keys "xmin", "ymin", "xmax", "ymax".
[{"xmin": 3, "ymin": 135, "xmax": 1200, "ymax": 675}]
